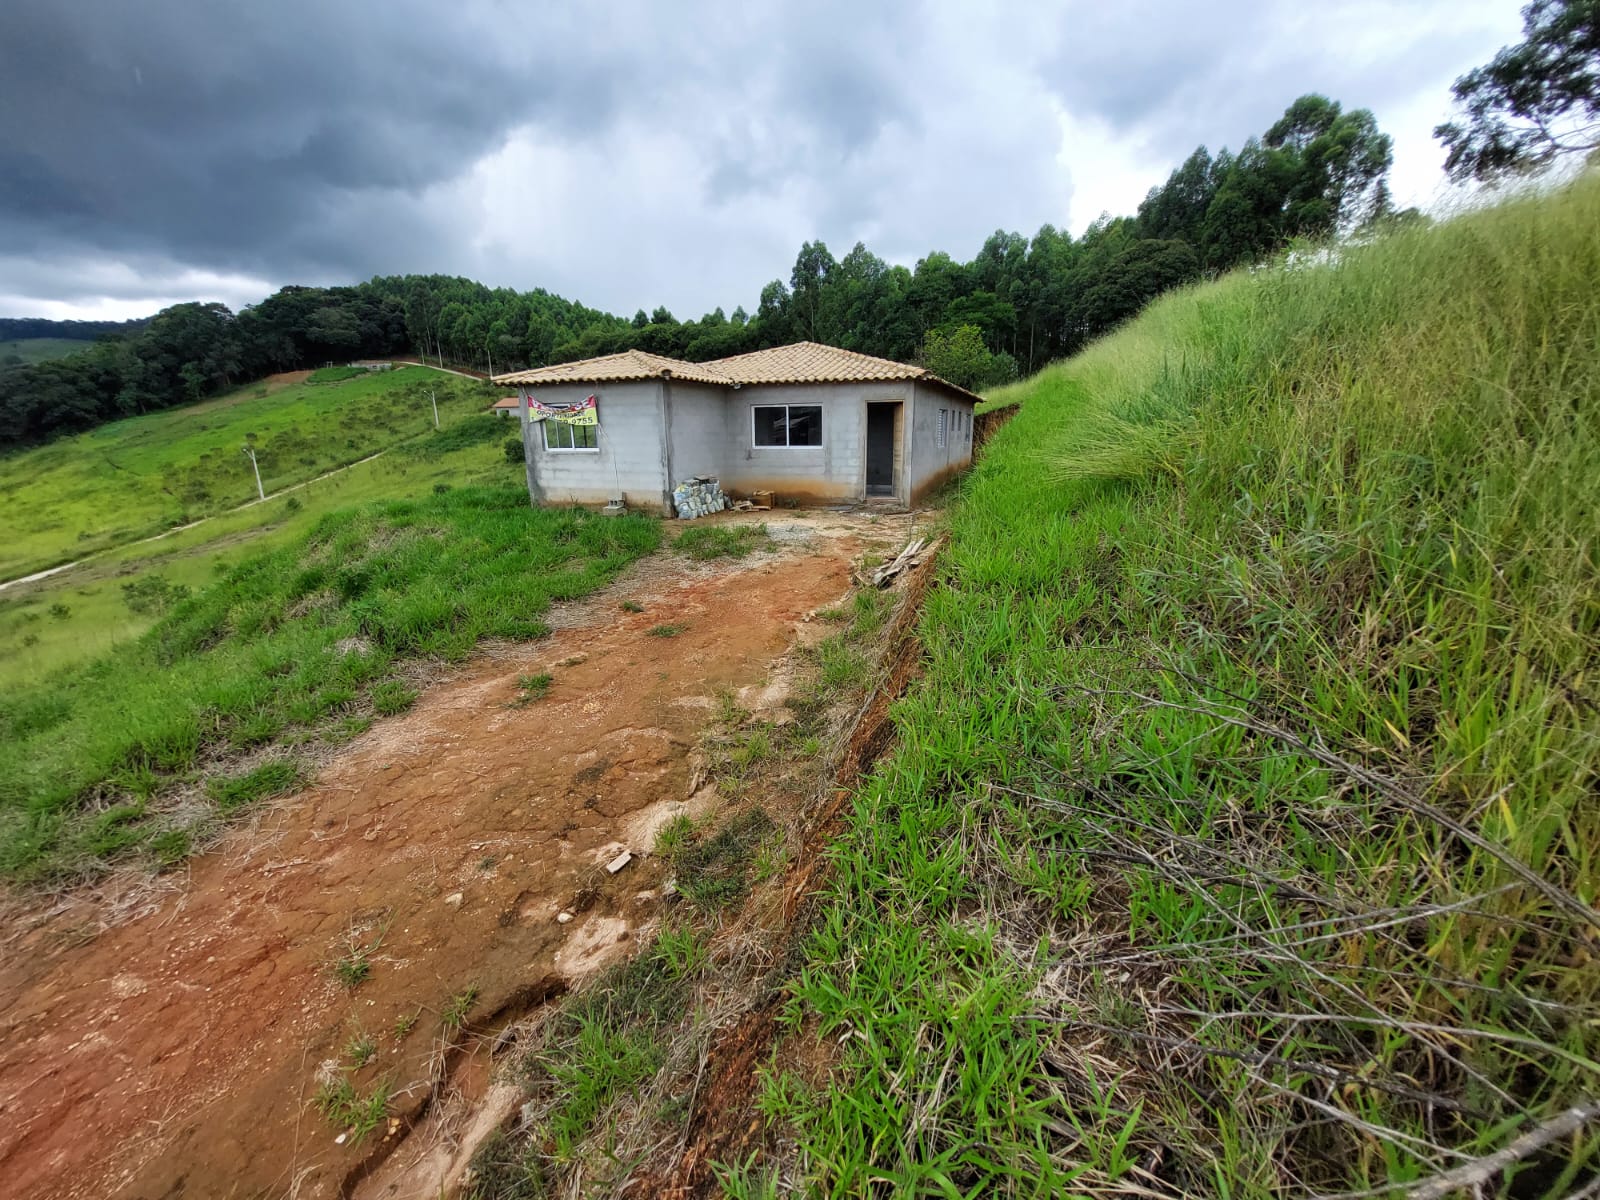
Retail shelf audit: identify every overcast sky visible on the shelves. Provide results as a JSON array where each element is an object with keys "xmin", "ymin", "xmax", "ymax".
[{"xmin": 0, "ymin": 0, "xmax": 1526, "ymax": 323}]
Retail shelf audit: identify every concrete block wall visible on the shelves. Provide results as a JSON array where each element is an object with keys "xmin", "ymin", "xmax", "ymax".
[
  {"xmin": 720, "ymin": 381, "xmax": 916, "ymax": 504},
  {"xmin": 522, "ymin": 380, "xmax": 668, "ymax": 511},
  {"xmin": 518, "ymin": 374, "xmax": 977, "ymax": 513},
  {"xmin": 906, "ymin": 386, "xmax": 976, "ymax": 504}
]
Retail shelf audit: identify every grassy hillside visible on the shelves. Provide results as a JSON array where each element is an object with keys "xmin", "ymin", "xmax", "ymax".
[
  {"xmin": 0, "ymin": 337, "xmax": 92, "ymax": 365},
  {"xmin": 0, "ymin": 365, "xmax": 495, "ymax": 581},
  {"xmin": 0, "ymin": 421, "xmax": 524, "ymax": 687},
  {"xmin": 0, "ymin": 367, "xmax": 521, "ymax": 687},
  {"xmin": 0, "ymin": 488, "xmax": 659, "ymax": 881},
  {"xmin": 768, "ymin": 182, "xmax": 1598, "ymax": 1195}
]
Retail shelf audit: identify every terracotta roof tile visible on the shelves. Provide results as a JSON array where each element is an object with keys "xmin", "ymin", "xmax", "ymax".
[
  {"xmin": 706, "ymin": 342, "xmax": 908, "ymax": 383},
  {"xmin": 493, "ymin": 341, "xmax": 978, "ymax": 401},
  {"xmin": 708, "ymin": 342, "xmax": 979, "ymax": 400},
  {"xmin": 494, "ymin": 348, "xmax": 730, "ymax": 387}
]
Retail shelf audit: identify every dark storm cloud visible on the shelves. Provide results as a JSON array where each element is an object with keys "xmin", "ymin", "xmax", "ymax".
[
  {"xmin": 697, "ymin": 4, "xmax": 917, "ymax": 206},
  {"xmin": 0, "ymin": 0, "xmax": 639, "ymax": 275},
  {"xmin": 0, "ymin": 0, "xmax": 1527, "ymax": 318}
]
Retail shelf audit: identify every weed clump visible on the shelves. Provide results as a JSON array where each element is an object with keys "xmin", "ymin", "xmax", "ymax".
[
  {"xmin": 312, "ymin": 1075, "xmax": 390, "ymax": 1142},
  {"xmin": 204, "ymin": 759, "xmax": 301, "ymax": 811},
  {"xmin": 663, "ymin": 808, "xmax": 774, "ymax": 910},
  {"xmin": 332, "ymin": 953, "xmax": 371, "ymax": 990},
  {"xmin": 514, "ymin": 673, "xmax": 552, "ymax": 704},
  {"xmin": 343, "ymin": 1030, "xmax": 377, "ymax": 1068},
  {"xmin": 442, "ymin": 985, "xmax": 479, "ymax": 1030},
  {"xmin": 672, "ymin": 523, "xmax": 772, "ymax": 560}
]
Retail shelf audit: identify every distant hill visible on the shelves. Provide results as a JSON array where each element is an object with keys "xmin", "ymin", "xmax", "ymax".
[
  {"xmin": 0, "ymin": 337, "xmax": 101, "ymax": 365},
  {"xmin": 0, "ymin": 316, "xmax": 151, "ymax": 343},
  {"xmin": 0, "ymin": 317, "xmax": 153, "ymax": 367},
  {"xmin": 0, "ymin": 363, "xmax": 499, "ymax": 583}
]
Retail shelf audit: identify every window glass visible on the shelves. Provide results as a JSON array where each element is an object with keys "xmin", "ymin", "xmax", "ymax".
[
  {"xmin": 543, "ymin": 420, "xmax": 597, "ymax": 450},
  {"xmin": 937, "ymin": 409, "xmax": 948, "ymax": 448},
  {"xmin": 752, "ymin": 404, "xmax": 823, "ymax": 447},
  {"xmin": 788, "ymin": 405, "xmax": 822, "ymax": 446},
  {"xmin": 752, "ymin": 406, "xmax": 788, "ymax": 446}
]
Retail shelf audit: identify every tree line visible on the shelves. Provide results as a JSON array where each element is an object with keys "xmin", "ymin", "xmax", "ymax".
[
  {"xmin": 0, "ymin": 92, "xmax": 1396, "ymax": 448},
  {"xmin": 543, "ymin": 93, "xmax": 1398, "ymax": 390},
  {"xmin": 6, "ymin": 0, "xmax": 1596, "ymax": 453}
]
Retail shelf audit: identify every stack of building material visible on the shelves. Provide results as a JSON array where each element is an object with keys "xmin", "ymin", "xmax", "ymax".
[
  {"xmin": 672, "ymin": 477, "xmax": 728, "ymax": 519},
  {"xmin": 863, "ymin": 536, "xmax": 932, "ymax": 587}
]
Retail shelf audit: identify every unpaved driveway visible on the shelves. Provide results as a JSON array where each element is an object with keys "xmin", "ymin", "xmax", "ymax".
[{"xmin": 0, "ymin": 510, "xmax": 910, "ymax": 1200}]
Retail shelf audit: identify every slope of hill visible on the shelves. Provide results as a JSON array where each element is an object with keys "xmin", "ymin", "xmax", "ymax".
[
  {"xmin": 0, "ymin": 337, "xmax": 94, "ymax": 365},
  {"xmin": 745, "ymin": 182, "xmax": 1597, "ymax": 1194},
  {"xmin": 0, "ymin": 365, "xmax": 495, "ymax": 582},
  {"xmin": 0, "ymin": 366, "xmax": 514, "ymax": 686}
]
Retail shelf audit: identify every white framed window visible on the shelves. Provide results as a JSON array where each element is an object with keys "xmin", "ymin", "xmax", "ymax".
[
  {"xmin": 543, "ymin": 420, "xmax": 598, "ymax": 451},
  {"xmin": 937, "ymin": 408, "xmax": 948, "ymax": 448},
  {"xmin": 752, "ymin": 404, "xmax": 822, "ymax": 448}
]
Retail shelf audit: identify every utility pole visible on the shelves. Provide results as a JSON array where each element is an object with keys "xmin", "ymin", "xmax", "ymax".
[
  {"xmin": 429, "ymin": 388, "xmax": 439, "ymax": 429},
  {"xmin": 242, "ymin": 443, "xmax": 265, "ymax": 502},
  {"xmin": 485, "ymin": 338, "xmax": 495, "ymax": 383}
]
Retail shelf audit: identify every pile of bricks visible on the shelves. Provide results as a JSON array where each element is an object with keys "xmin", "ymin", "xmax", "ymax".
[{"xmin": 672, "ymin": 476, "xmax": 728, "ymax": 519}]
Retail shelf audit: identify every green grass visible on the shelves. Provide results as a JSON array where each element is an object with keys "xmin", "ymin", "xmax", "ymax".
[
  {"xmin": 664, "ymin": 807, "xmax": 774, "ymax": 910},
  {"xmin": 515, "ymin": 672, "xmax": 552, "ymax": 704},
  {"xmin": 773, "ymin": 180, "xmax": 1600, "ymax": 1195},
  {"xmin": 673, "ymin": 522, "xmax": 772, "ymax": 560},
  {"xmin": 442, "ymin": 984, "xmax": 480, "ymax": 1030},
  {"xmin": 477, "ymin": 933, "xmax": 703, "ymax": 1190},
  {"xmin": 0, "ymin": 416, "xmax": 519, "ymax": 689},
  {"xmin": 0, "ymin": 365, "xmax": 495, "ymax": 582},
  {"xmin": 333, "ymin": 952, "xmax": 372, "ymax": 990},
  {"xmin": 0, "ymin": 486, "xmax": 660, "ymax": 880},
  {"xmin": 647, "ymin": 622, "xmax": 686, "ymax": 638},
  {"xmin": 204, "ymin": 759, "xmax": 301, "ymax": 811},
  {"xmin": 0, "ymin": 337, "xmax": 91, "ymax": 365},
  {"xmin": 312, "ymin": 1075, "xmax": 391, "ymax": 1142},
  {"xmin": 307, "ymin": 365, "xmax": 373, "ymax": 383}
]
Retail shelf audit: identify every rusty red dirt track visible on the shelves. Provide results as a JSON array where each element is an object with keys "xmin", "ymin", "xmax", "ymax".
[{"xmin": 0, "ymin": 514, "xmax": 902, "ymax": 1200}]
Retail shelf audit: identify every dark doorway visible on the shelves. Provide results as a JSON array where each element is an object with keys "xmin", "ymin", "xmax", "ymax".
[{"xmin": 866, "ymin": 403, "xmax": 898, "ymax": 496}]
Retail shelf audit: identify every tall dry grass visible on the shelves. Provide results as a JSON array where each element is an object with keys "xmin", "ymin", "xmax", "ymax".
[{"xmin": 780, "ymin": 179, "xmax": 1599, "ymax": 1196}]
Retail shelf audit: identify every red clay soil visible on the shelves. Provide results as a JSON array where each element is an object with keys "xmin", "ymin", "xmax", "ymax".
[
  {"xmin": 0, "ymin": 533, "xmax": 864, "ymax": 1200},
  {"xmin": 624, "ymin": 546, "xmax": 940, "ymax": 1200}
]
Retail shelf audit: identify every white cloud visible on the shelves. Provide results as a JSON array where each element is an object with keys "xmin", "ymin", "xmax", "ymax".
[{"xmin": 0, "ymin": 253, "xmax": 274, "ymax": 319}]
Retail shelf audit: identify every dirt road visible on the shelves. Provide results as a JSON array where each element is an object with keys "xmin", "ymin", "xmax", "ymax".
[{"xmin": 0, "ymin": 511, "xmax": 905, "ymax": 1200}]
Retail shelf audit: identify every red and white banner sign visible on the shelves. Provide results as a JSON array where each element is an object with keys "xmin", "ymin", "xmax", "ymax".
[{"xmin": 523, "ymin": 393, "xmax": 598, "ymax": 426}]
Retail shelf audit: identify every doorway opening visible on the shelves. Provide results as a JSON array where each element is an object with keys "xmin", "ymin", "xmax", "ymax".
[{"xmin": 865, "ymin": 402, "xmax": 901, "ymax": 498}]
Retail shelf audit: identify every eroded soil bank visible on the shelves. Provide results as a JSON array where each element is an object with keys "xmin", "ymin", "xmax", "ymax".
[{"xmin": 0, "ymin": 511, "xmax": 905, "ymax": 1200}]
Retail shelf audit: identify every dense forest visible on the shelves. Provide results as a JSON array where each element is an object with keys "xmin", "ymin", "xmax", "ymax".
[{"xmin": 0, "ymin": 93, "xmax": 1397, "ymax": 449}]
